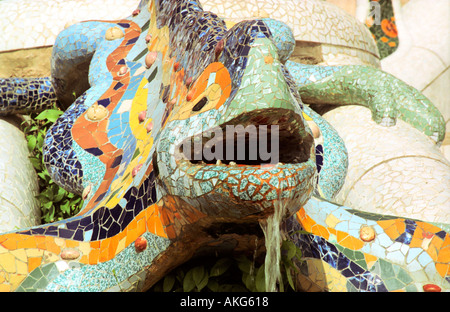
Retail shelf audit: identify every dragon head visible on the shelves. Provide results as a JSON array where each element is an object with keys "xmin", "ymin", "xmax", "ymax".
[
  {"xmin": 148, "ymin": 5, "xmax": 317, "ymax": 229},
  {"xmin": 41, "ymin": 0, "xmax": 318, "ymax": 242}
]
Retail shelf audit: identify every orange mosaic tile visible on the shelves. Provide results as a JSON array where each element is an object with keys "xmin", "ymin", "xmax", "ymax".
[
  {"xmin": 338, "ymin": 232, "xmax": 365, "ymax": 250},
  {"xmin": 0, "ymin": 234, "xmax": 18, "ymax": 250},
  {"xmin": 35, "ymin": 236, "xmax": 47, "ymax": 249},
  {"xmin": 311, "ymin": 224, "xmax": 330, "ymax": 240},
  {"xmin": 364, "ymin": 253, "xmax": 378, "ymax": 269},
  {"xmin": 27, "ymin": 257, "xmax": 42, "ymax": 273},
  {"xmin": 88, "ymin": 249, "xmax": 100, "ymax": 265},
  {"xmin": 108, "ymin": 237, "xmax": 120, "ymax": 261},
  {"xmin": 377, "ymin": 219, "xmax": 405, "ymax": 240},
  {"xmin": 65, "ymin": 240, "xmax": 79, "ymax": 249},
  {"xmin": 44, "ymin": 236, "xmax": 61, "ymax": 255},
  {"xmin": 146, "ymin": 204, "xmax": 167, "ymax": 238},
  {"xmin": 416, "ymin": 221, "xmax": 444, "ymax": 235},
  {"xmin": 90, "ymin": 240, "xmax": 101, "ymax": 249},
  {"xmin": 437, "ymin": 240, "xmax": 450, "ymax": 265},
  {"xmin": 435, "ymin": 263, "xmax": 450, "ymax": 278}
]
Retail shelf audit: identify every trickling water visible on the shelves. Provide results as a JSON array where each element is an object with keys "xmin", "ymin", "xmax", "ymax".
[{"xmin": 259, "ymin": 197, "xmax": 288, "ymax": 292}]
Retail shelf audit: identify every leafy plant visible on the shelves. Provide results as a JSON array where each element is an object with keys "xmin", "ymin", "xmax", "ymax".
[
  {"xmin": 21, "ymin": 105, "xmax": 83, "ymax": 223},
  {"xmin": 280, "ymin": 240, "xmax": 302, "ymax": 291},
  {"xmin": 149, "ymin": 239, "xmax": 303, "ymax": 292}
]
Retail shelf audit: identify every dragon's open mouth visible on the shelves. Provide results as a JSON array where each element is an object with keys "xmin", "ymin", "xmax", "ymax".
[{"xmin": 176, "ymin": 108, "xmax": 314, "ymax": 167}]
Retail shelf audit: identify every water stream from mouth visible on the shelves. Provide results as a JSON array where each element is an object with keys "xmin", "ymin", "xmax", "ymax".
[{"xmin": 259, "ymin": 194, "xmax": 288, "ymax": 292}]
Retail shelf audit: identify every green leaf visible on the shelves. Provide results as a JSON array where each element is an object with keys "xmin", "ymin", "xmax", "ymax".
[
  {"xmin": 49, "ymin": 184, "xmax": 60, "ymax": 200},
  {"xmin": 28, "ymin": 125, "xmax": 39, "ymax": 132},
  {"xmin": 236, "ymin": 255, "xmax": 252, "ymax": 274},
  {"xmin": 295, "ymin": 247, "xmax": 302, "ymax": 261},
  {"xmin": 73, "ymin": 197, "xmax": 82, "ymax": 204},
  {"xmin": 163, "ymin": 274, "xmax": 176, "ymax": 292},
  {"xmin": 255, "ymin": 264, "xmax": 266, "ymax": 292},
  {"xmin": 183, "ymin": 268, "xmax": 196, "ymax": 292},
  {"xmin": 37, "ymin": 171, "xmax": 50, "ymax": 182},
  {"xmin": 42, "ymin": 200, "xmax": 53, "ymax": 209},
  {"xmin": 29, "ymin": 157, "xmax": 42, "ymax": 170},
  {"xmin": 242, "ymin": 272, "xmax": 255, "ymax": 291},
  {"xmin": 175, "ymin": 267, "xmax": 185, "ymax": 284},
  {"xmin": 36, "ymin": 132, "xmax": 44, "ymax": 150},
  {"xmin": 151, "ymin": 283, "xmax": 163, "ymax": 292},
  {"xmin": 210, "ymin": 258, "xmax": 232, "ymax": 277},
  {"xmin": 207, "ymin": 279, "xmax": 219, "ymax": 292},
  {"xmin": 27, "ymin": 135, "xmax": 37, "ymax": 152},
  {"xmin": 39, "ymin": 189, "xmax": 53, "ymax": 201},
  {"xmin": 59, "ymin": 201, "xmax": 70, "ymax": 214},
  {"xmin": 285, "ymin": 265, "xmax": 295, "ymax": 291},
  {"xmin": 54, "ymin": 187, "xmax": 66, "ymax": 202},
  {"xmin": 282, "ymin": 240, "xmax": 297, "ymax": 260},
  {"xmin": 70, "ymin": 198, "xmax": 83, "ymax": 213},
  {"xmin": 192, "ymin": 266, "xmax": 204, "ymax": 284},
  {"xmin": 196, "ymin": 272, "xmax": 208, "ymax": 291},
  {"xmin": 192, "ymin": 266, "xmax": 208, "ymax": 291},
  {"xmin": 281, "ymin": 255, "xmax": 293, "ymax": 269},
  {"xmin": 35, "ymin": 109, "xmax": 63, "ymax": 123},
  {"xmin": 293, "ymin": 229, "xmax": 310, "ymax": 236},
  {"xmin": 43, "ymin": 204, "xmax": 55, "ymax": 223},
  {"xmin": 21, "ymin": 120, "xmax": 29, "ymax": 131}
]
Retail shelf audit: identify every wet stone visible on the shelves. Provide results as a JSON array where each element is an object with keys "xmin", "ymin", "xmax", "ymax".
[
  {"xmin": 105, "ymin": 26, "xmax": 124, "ymax": 41},
  {"xmin": 360, "ymin": 225, "xmax": 376, "ymax": 242},
  {"xmin": 134, "ymin": 237, "xmax": 147, "ymax": 253},
  {"xmin": 60, "ymin": 248, "xmax": 80, "ymax": 260},
  {"xmin": 423, "ymin": 284, "xmax": 441, "ymax": 292}
]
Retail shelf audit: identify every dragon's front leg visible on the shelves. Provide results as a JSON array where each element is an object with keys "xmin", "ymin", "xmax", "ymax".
[{"xmin": 286, "ymin": 61, "xmax": 446, "ymax": 144}]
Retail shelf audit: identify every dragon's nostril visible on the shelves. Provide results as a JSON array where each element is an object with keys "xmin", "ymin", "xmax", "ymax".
[{"xmin": 192, "ymin": 97, "xmax": 209, "ymax": 111}]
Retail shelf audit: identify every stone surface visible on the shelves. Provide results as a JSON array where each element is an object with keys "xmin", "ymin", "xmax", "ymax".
[
  {"xmin": 60, "ymin": 248, "xmax": 80, "ymax": 260},
  {"xmin": 105, "ymin": 26, "xmax": 125, "ymax": 41},
  {"xmin": 201, "ymin": 0, "xmax": 380, "ymax": 67},
  {"xmin": 323, "ymin": 105, "xmax": 450, "ymax": 224},
  {"xmin": 423, "ymin": 284, "xmax": 442, "ymax": 292},
  {"xmin": 359, "ymin": 225, "xmax": 376, "ymax": 242},
  {"xmin": 380, "ymin": 0, "xmax": 449, "ymax": 147},
  {"xmin": 0, "ymin": 117, "xmax": 40, "ymax": 233},
  {"xmin": 134, "ymin": 237, "xmax": 147, "ymax": 253},
  {"xmin": 0, "ymin": 0, "xmax": 140, "ymax": 51},
  {"xmin": 85, "ymin": 103, "xmax": 109, "ymax": 121},
  {"xmin": 0, "ymin": 47, "xmax": 52, "ymax": 78}
]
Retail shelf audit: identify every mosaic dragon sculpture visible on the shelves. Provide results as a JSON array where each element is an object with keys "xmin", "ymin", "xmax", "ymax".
[{"xmin": 0, "ymin": 0, "xmax": 448, "ymax": 292}]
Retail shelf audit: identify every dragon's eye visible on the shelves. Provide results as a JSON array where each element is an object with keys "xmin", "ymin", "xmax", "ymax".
[{"xmin": 192, "ymin": 97, "xmax": 208, "ymax": 111}]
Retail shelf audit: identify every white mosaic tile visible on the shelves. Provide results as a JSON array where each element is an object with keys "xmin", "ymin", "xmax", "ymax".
[
  {"xmin": 381, "ymin": 0, "xmax": 449, "ymax": 125},
  {"xmin": 0, "ymin": 0, "xmax": 140, "ymax": 52},
  {"xmin": 201, "ymin": 0, "xmax": 380, "ymax": 66},
  {"xmin": 0, "ymin": 118, "xmax": 40, "ymax": 233}
]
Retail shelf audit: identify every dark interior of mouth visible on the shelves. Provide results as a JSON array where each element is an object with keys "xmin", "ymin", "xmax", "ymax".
[{"xmin": 178, "ymin": 108, "xmax": 314, "ymax": 166}]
